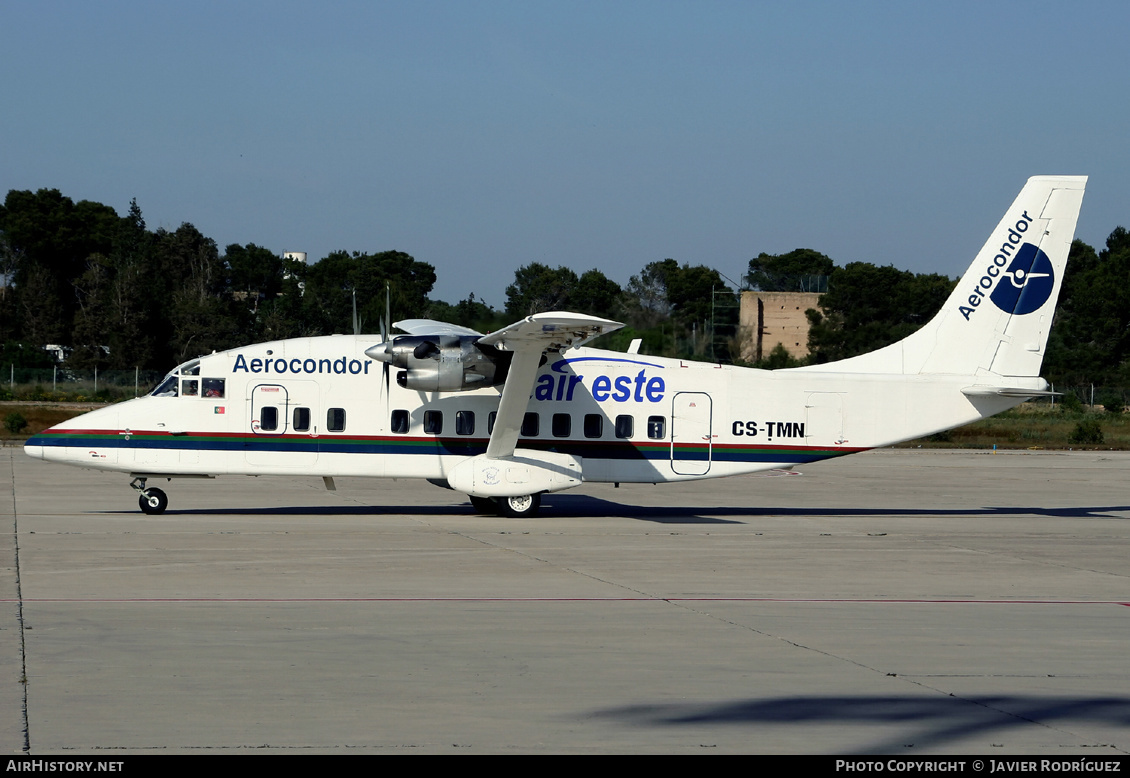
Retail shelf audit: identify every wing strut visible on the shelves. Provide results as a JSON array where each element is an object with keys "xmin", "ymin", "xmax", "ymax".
[{"xmin": 480, "ymin": 312, "xmax": 621, "ymax": 460}]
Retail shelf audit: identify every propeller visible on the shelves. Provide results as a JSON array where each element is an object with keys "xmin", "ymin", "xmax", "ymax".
[{"xmin": 379, "ymin": 283, "xmax": 391, "ymax": 400}]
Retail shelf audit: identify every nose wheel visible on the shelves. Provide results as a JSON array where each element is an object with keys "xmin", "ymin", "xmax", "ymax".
[
  {"xmin": 139, "ymin": 488, "xmax": 168, "ymax": 515},
  {"xmin": 131, "ymin": 477, "xmax": 169, "ymax": 515}
]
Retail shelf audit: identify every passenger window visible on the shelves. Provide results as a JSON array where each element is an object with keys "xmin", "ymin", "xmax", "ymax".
[
  {"xmin": 260, "ymin": 406, "xmax": 278, "ymax": 431},
  {"xmin": 293, "ymin": 407, "xmax": 311, "ymax": 432},
  {"xmin": 584, "ymin": 414, "xmax": 603, "ymax": 438},
  {"xmin": 202, "ymin": 378, "xmax": 225, "ymax": 398},
  {"xmin": 647, "ymin": 415, "xmax": 666, "ymax": 440},
  {"xmin": 424, "ymin": 410, "xmax": 443, "ymax": 435},
  {"xmin": 181, "ymin": 379, "xmax": 199, "ymax": 397},
  {"xmin": 521, "ymin": 412, "xmax": 539, "ymax": 437},
  {"xmin": 552, "ymin": 413, "xmax": 571, "ymax": 438},
  {"xmin": 488, "ymin": 411, "xmax": 496, "ymax": 434},
  {"xmin": 391, "ymin": 409, "xmax": 409, "ymax": 434},
  {"xmin": 456, "ymin": 411, "xmax": 475, "ymax": 436},
  {"xmin": 327, "ymin": 408, "xmax": 346, "ymax": 432},
  {"xmin": 615, "ymin": 415, "xmax": 634, "ymax": 439}
]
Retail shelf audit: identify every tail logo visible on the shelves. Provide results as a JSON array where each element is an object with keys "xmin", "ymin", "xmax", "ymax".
[{"xmin": 989, "ymin": 243, "xmax": 1055, "ymax": 316}]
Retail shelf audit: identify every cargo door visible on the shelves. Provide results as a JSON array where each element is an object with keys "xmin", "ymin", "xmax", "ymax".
[{"xmin": 670, "ymin": 391, "xmax": 712, "ymax": 475}]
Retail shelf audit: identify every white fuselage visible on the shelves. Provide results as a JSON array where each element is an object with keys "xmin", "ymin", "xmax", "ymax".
[{"xmin": 25, "ymin": 334, "xmax": 1026, "ymax": 485}]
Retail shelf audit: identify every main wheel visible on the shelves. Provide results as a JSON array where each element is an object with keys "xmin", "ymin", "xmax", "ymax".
[
  {"xmin": 469, "ymin": 495, "xmax": 498, "ymax": 514},
  {"xmin": 498, "ymin": 493, "xmax": 541, "ymax": 518},
  {"xmin": 139, "ymin": 487, "xmax": 168, "ymax": 515}
]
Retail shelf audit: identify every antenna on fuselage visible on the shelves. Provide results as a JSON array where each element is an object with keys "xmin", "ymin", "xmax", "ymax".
[{"xmin": 352, "ymin": 289, "xmax": 361, "ymax": 336}]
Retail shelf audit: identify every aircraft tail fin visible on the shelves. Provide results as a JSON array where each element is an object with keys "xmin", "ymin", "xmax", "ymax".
[{"xmin": 797, "ymin": 175, "xmax": 1087, "ymax": 378}]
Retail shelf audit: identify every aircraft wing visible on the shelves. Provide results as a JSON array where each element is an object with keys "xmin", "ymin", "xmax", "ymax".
[
  {"xmin": 393, "ymin": 318, "xmax": 482, "ymax": 336},
  {"xmin": 482, "ymin": 312, "xmax": 622, "ymax": 459}
]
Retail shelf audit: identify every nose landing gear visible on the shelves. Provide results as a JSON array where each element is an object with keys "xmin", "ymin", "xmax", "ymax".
[{"xmin": 131, "ymin": 477, "xmax": 169, "ymax": 515}]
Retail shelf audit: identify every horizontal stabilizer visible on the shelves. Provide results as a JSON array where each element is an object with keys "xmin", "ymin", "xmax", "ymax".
[{"xmin": 961, "ymin": 386, "xmax": 1059, "ymax": 398}]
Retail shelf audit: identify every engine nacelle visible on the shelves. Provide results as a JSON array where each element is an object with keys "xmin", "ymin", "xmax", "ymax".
[{"xmin": 368, "ymin": 335, "xmax": 510, "ymax": 393}]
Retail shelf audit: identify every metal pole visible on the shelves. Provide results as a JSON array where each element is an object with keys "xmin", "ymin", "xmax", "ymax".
[
  {"xmin": 53, "ymin": 365, "xmax": 57, "ymax": 393},
  {"xmin": 710, "ymin": 285, "xmax": 715, "ymax": 361}
]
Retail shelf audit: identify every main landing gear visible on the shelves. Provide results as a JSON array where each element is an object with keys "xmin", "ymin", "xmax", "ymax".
[
  {"xmin": 469, "ymin": 493, "xmax": 542, "ymax": 518},
  {"xmin": 131, "ymin": 477, "xmax": 169, "ymax": 515}
]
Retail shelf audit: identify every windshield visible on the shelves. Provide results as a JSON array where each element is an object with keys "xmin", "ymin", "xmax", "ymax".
[
  {"xmin": 151, "ymin": 375, "xmax": 178, "ymax": 397},
  {"xmin": 149, "ymin": 358, "xmax": 226, "ymax": 398}
]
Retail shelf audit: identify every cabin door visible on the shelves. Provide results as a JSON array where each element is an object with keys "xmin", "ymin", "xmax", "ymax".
[
  {"xmin": 670, "ymin": 391, "xmax": 713, "ymax": 475},
  {"xmin": 250, "ymin": 384, "xmax": 288, "ymax": 436},
  {"xmin": 247, "ymin": 382, "xmax": 319, "ymax": 466},
  {"xmin": 805, "ymin": 392, "xmax": 846, "ymax": 448}
]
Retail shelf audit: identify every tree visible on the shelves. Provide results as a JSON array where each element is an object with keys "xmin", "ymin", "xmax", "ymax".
[
  {"xmin": 0, "ymin": 189, "xmax": 121, "ymax": 347},
  {"xmin": 624, "ymin": 259, "xmax": 678, "ymax": 329},
  {"xmin": 623, "ymin": 259, "xmax": 730, "ymax": 331},
  {"xmin": 620, "ymin": 259, "xmax": 735, "ymax": 359},
  {"xmin": 226, "ymin": 243, "xmax": 285, "ymax": 309},
  {"xmin": 150, "ymin": 223, "xmax": 241, "ymax": 362},
  {"xmin": 747, "ymin": 248, "xmax": 833, "ymax": 292},
  {"xmin": 303, "ymin": 250, "xmax": 436, "ymax": 334},
  {"xmin": 504, "ymin": 263, "xmax": 579, "ymax": 317},
  {"xmin": 104, "ymin": 199, "xmax": 160, "ymax": 368},
  {"xmin": 665, "ymin": 263, "xmax": 731, "ymax": 328},
  {"xmin": 0, "ymin": 232, "xmax": 16, "ymax": 342},
  {"xmin": 424, "ymin": 293, "xmax": 505, "ymax": 332},
  {"xmin": 1044, "ymin": 232, "xmax": 1130, "ymax": 386},
  {"xmin": 69, "ymin": 252, "xmax": 114, "ymax": 368},
  {"xmin": 572, "ymin": 270, "xmax": 622, "ymax": 318},
  {"xmin": 806, "ymin": 263, "xmax": 954, "ymax": 362}
]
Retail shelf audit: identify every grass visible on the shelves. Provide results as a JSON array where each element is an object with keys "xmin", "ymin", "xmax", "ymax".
[
  {"xmin": 1, "ymin": 402, "xmax": 105, "ymax": 439},
  {"xmin": 898, "ymin": 402, "xmax": 1130, "ymax": 450}
]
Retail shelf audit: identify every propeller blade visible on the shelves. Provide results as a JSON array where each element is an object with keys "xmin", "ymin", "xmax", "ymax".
[
  {"xmin": 382, "ymin": 283, "xmax": 391, "ymax": 341},
  {"xmin": 381, "ymin": 284, "xmax": 391, "ymax": 399}
]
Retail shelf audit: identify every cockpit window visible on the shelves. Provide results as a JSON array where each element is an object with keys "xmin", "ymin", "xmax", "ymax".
[
  {"xmin": 180, "ymin": 360, "xmax": 201, "ymax": 376},
  {"xmin": 181, "ymin": 379, "xmax": 199, "ymax": 397},
  {"xmin": 202, "ymin": 378, "xmax": 225, "ymax": 398},
  {"xmin": 152, "ymin": 376, "xmax": 179, "ymax": 397}
]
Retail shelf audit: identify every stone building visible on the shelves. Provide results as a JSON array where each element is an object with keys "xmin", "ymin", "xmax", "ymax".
[{"xmin": 739, "ymin": 291, "xmax": 821, "ymax": 363}]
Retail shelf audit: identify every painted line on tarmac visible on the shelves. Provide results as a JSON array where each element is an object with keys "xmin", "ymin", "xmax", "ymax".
[{"xmin": 5, "ymin": 597, "xmax": 1130, "ymax": 604}]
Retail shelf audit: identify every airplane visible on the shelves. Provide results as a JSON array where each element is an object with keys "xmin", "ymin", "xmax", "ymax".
[{"xmin": 24, "ymin": 175, "xmax": 1087, "ymax": 518}]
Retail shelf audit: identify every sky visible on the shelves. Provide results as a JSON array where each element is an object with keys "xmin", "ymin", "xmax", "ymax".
[{"xmin": 3, "ymin": 1, "xmax": 1128, "ymax": 309}]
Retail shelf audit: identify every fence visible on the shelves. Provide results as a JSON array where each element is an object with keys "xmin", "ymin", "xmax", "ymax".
[
  {"xmin": 2, "ymin": 366, "xmax": 167, "ymax": 401},
  {"xmin": 1048, "ymin": 385, "xmax": 1130, "ymax": 410}
]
